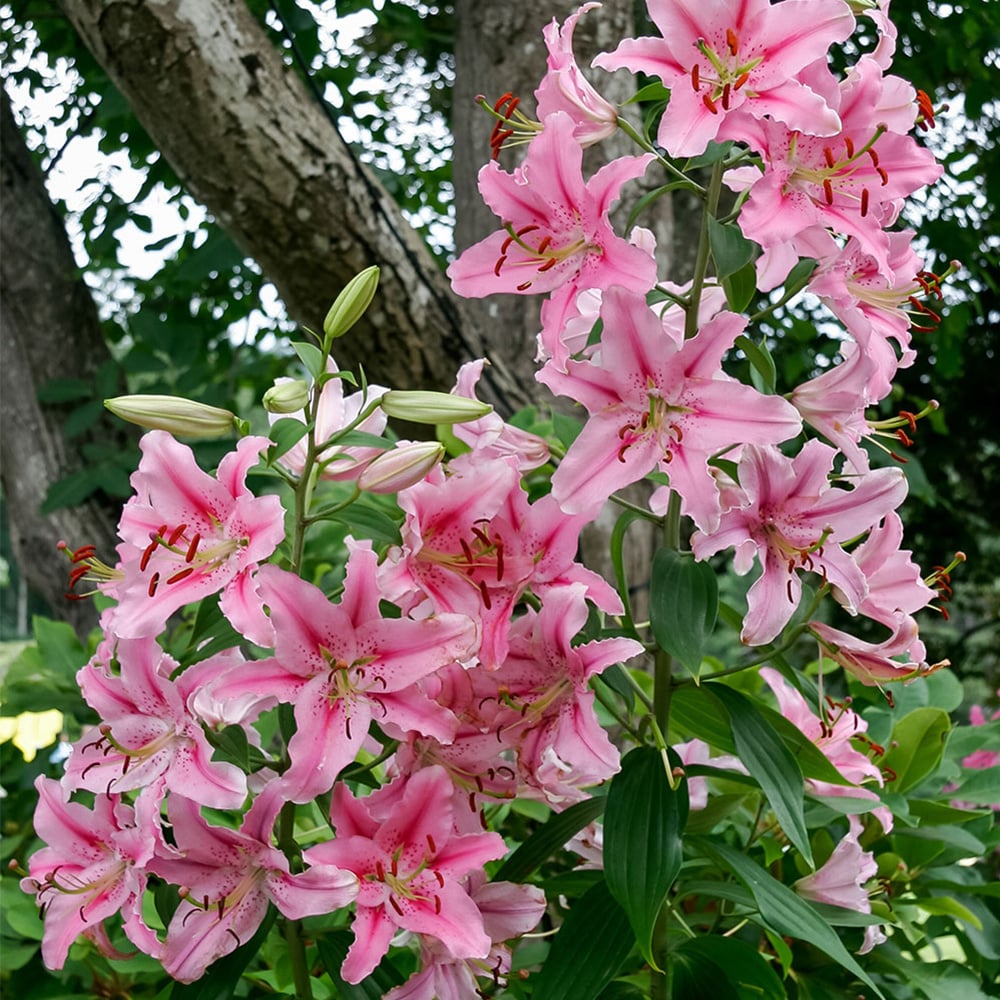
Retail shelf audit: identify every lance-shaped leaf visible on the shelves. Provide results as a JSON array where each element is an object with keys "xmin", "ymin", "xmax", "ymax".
[
  {"xmin": 650, "ymin": 547, "xmax": 718, "ymax": 676},
  {"xmin": 669, "ymin": 936, "xmax": 786, "ymax": 1000},
  {"xmin": 494, "ymin": 796, "xmax": 606, "ymax": 883},
  {"xmin": 880, "ymin": 707, "xmax": 950, "ymax": 793},
  {"xmin": 712, "ymin": 685, "xmax": 812, "ymax": 866},
  {"xmin": 696, "ymin": 840, "xmax": 884, "ymax": 999},
  {"xmin": 604, "ymin": 746, "xmax": 689, "ymax": 968},
  {"xmin": 707, "ymin": 215, "xmax": 758, "ymax": 279},
  {"xmin": 532, "ymin": 880, "xmax": 634, "ymax": 1000}
]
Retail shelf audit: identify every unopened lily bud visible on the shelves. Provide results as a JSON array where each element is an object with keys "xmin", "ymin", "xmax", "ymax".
[
  {"xmin": 105, "ymin": 395, "xmax": 236, "ymax": 438},
  {"xmin": 263, "ymin": 379, "xmax": 310, "ymax": 414},
  {"xmin": 324, "ymin": 265, "xmax": 380, "ymax": 341},
  {"xmin": 358, "ymin": 441, "xmax": 445, "ymax": 494},
  {"xmin": 380, "ymin": 390, "xmax": 492, "ymax": 425}
]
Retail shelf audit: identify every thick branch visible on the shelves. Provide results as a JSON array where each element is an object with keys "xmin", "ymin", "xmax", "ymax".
[{"xmin": 58, "ymin": 0, "xmax": 502, "ymax": 396}]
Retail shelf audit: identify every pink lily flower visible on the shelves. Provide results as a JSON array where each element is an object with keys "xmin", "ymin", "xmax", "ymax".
[
  {"xmin": 303, "ymin": 767, "xmax": 507, "ymax": 984},
  {"xmin": 542, "ymin": 287, "xmax": 801, "ymax": 530},
  {"xmin": 22, "ymin": 778, "xmax": 163, "ymax": 970},
  {"xmin": 760, "ymin": 667, "xmax": 891, "ymax": 831},
  {"xmin": 692, "ymin": 441, "xmax": 908, "ymax": 645},
  {"xmin": 535, "ymin": 3, "xmax": 618, "ymax": 147},
  {"xmin": 794, "ymin": 815, "xmax": 884, "ymax": 952},
  {"xmin": 809, "ymin": 615, "xmax": 939, "ymax": 686},
  {"xmin": 109, "ymin": 431, "xmax": 285, "ymax": 639},
  {"xmin": 447, "ymin": 111, "xmax": 655, "ymax": 298},
  {"xmin": 150, "ymin": 793, "xmax": 357, "ymax": 982},
  {"xmin": 725, "ymin": 57, "xmax": 942, "ymax": 284},
  {"xmin": 594, "ymin": 0, "xmax": 853, "ymax": 157},
  {"xmin": 210, "ymin": 547, "xmax": 476, "ymax": 803},
  {"xmin": 385, "ymin": 876, "xmax": 546, "ymax": 1000},
  {"xmin": 63, "ymin": 636, "xmax": 247, "ymax": 809},
  {"xmin": 492, "ymin": 583, "xmax": 645, "ymax": 803}
]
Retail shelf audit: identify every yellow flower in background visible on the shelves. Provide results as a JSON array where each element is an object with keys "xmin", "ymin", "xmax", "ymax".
[{"xmin": 0, "ymin": 710, "xmax": 63, "ymax": 762}]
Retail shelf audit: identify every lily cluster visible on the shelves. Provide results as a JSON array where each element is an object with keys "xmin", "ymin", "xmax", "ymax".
[{"xmin": 23, "ymin": 0, "xmax": 958, "ymax": 995}]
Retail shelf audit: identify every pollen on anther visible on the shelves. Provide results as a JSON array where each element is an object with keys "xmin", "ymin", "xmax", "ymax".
[
  {"xmin": 691, "ymin": 64, "xmax": 700, "ymax": 91},
  {"xmin": 725, "ymin": 28, "xmax": 739, "ymax": 55},
  {"xmin": 148, "ymin": 572, "xmax": 161, "ymax": 597}
]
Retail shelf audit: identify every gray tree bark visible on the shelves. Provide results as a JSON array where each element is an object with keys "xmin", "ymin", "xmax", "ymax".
[
  {"xmin": 57, "ymin": 0, "xmax": 523, "ymax": 404},
  {"xmin": 1, "ymin": 89, "xmax": 126, "ymax": 634}
]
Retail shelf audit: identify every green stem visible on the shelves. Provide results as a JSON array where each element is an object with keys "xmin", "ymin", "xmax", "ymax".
[
  {"xmin": 684, "ymin": 159, "xmax": 725, "ymax": 341},
  {"xmin": 617, "ymin": 117, "xmax": 704, "ymax": 192},
  {"xmin": 278, "ymin": 802, "xmax": 314, "ymax": 1000}
]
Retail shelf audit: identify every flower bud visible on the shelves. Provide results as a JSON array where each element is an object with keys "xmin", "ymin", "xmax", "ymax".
[
  {"xmin": 358, "ymin": 441, "xmax": 445, "ymax": 494},
  {"xmin": 105, "ymin": 395, "xmax": 236, "ymax": 438},
  {"xmin": 263, "ymin": 379, "xmax": 310, "ymax": 414},
  {"xmin": 380, "ymin": 390, "xmax": 492, "ymax": 425},
  {"xmin": 323, "ymin": 265, "xmax": 380, "ymax": 341}
]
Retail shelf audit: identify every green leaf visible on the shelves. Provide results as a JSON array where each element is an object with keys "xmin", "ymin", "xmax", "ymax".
[
  {"xmin": 950, "ymin": 765, "xmax": 1000, "ymax": 805},
  {"xmin": 696, "ymin": 841, "xmax": 884, "ymax": 999},
  {"xmin": 494, "ymin": 796, "xmax": 605, "ymax": 883},
  {"xmin": 722, "ymin": 260, "xmax": 758, "ymax": 313},
  {"xmin": 605, "ymin": 747, "xmax": 688, "ymax": 968},
  {"xmin": 266, "ymin": 417, "xmax": 310, "ymax": 462},
  {"xmin": 328, "ymin": 498, "xmax": 402, "ymax": 546},
  {"xmin": 707, "ymin": 215, "xmax": 757, "ymax": 279},
  {"xmin": 37, "ymin": 377, "xmax": 94, "ymax": 403},
  {"xmin": 531, "ymin": 880, "xmax": 635, "ymax": 1000},
  {"xmin": 908, "ymin": 798, "xmax": 990, "ymax": 824},
  {"xmin": 649, "ymin": 548, "xmax": 718, "ymax": 675},
  {"xmin": 610, "ymin": 509, "xmax": 647, "ymax": 635},
  {"xmin": 315, "ymin": 929, "xmax": 404, "ymax": 999},
  {"xmin": 912, "ymin": 895, "xmax": 983, "ymax": 930},
  {"xmin": 880, "ymin": 707, "xmax": 950, "ymax": 793},
  {"xmin": 0, "ymin": 617, "xmax": 89, "ymax": 716},
  {"xmin": 624, "ymin": 81, "xmax": 671, "ymax": 105},
  {"xmin": 670, "ymin": 936, "xmax": 786, "ymax": 1000},
  {"xmin": 712, "ymin": 686, "xmax": 812, "ymax": 866},
  {"xmin": 292, "ymin": 340, "xmax": 325, "ymax": 380},
  {"xmin": 734, "ymin": 334, "xmax": 777, "ymax": 394}
]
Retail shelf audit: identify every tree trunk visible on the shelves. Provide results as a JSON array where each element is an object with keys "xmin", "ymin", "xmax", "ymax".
[
  {"xmin": 57, "ymin": 0, "xmax": 517, "ymax": 402},
  {"xmin": 1, "ymin": 89, "xmax": 125, "ymax": 635}
]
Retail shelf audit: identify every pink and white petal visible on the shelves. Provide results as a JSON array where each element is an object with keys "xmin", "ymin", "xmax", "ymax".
[{"xmin": 342, "ymin": 904, "xmax": 398, "ymax": 984}]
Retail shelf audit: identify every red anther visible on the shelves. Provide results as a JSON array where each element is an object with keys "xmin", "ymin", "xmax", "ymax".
[
  {"xmin": 391, "ymin": 857, "xmax": 398, "ymax": 876},
  {"xmin": 154, "ymin": 523, "xmax": 168, "ymax": 540},
  {"xmin": 916, "ymin": 89, "xmax": 936, "ymax": 128},
  {"xmin": 822, "ymin": 178, "xmax": 834, "ymax": 204},
  {"xmin": 617, "ymin": 443, "xmax": 630, "ymax": 463},
  {"xmin": 389, "ymin": 896, "xmax": 404, "ymax": 916},
  {"xmin": 618, "ymin": 423, "xmax": 634, "ymax": 439},
  {"xmin": 479, "ymin": 579, "xmax": 493, "ymax": 610},
  {"xmin": 673, "ymin": 424, "xmax": 683, "ymax": 443},
  {"xmin": 493, "ymin": 256, "xmax": 506, "ymax": 277},
  {"xmin": 426, "ymin": 834, "xmax": 436, "ymax": 855},
  {"xmin": 516, "ymin": 279, "xmax": 533, "ymax": 291},
  {"xmin": 68, "ymin": 565, "xmax": 89, "ymax": 587},
  {"xmin": 345, "ymin": 715, "xmax": 352, "ymax": 739},
  {"xmin": 376, "ymin": 861, "xmax": 385, "ymax": 880},
  {"xmin": 185, "ymin": 533, "xmax": 201, "ymax": 562},
  {"xmin": 147, "ymin": 572, "xmax": 160, "ymax": 597},
  {"xmin": 495, "ymin": 537, "xmax": 505, "ymax": 581},
  {"xmin": 506, "ymin": 95, "xmax": 521, "ymax": 117},
  {"xmin": 721, "ymin": 83, "xmax": 732, "ymax": 110},
  {"xmin": 435, "ymin": 870, "xmax": 445, "ymax": 887},
  {"xmin": 469, "ymin": 790, "xmax": 478, "ymax": 813},
  {"xmin": 691, "ymin": 64, "xmax": 700, "ymax": 91},
  {"xmin": 434, "ymin": 894, "xmax": 442, "ymax": 914},
  {"xmin": 471, "ymin": 525, "xmax": 490, "ymax": 547},
  {"xmin": 895, "ymin": 429, "xmax": 914, "ymax": 448},
  {"xmin": 823, "ymin": 146, "xmax": 835, "ymax": 168},
  {"xmin": 867, "ymin": 147, "xmax": 880, "ymax": 168},
  {"xmin": 460, "ymin": 537, "xmax": 475, "ymax": 564},
  {"xmin": 860, "ymin": 188, "xmax": 870, "ymax": 217},
  {"xmin": 734, "ymin": 70, "xmax": 750, "ymax": 90},
  {"xmin": 726, "ymin": 28, "xmax": 739, "ymax": 55},
  {"xmin": 71, "ymin": 544, "xmax": 97, "ymax": 563},
  {"xmin": 536, "ymin": 235, "xmax": 552, "ymax": 254},
  {"xmin": 537, "ymin": 257, "xmax": 558, "ymax": 272},
  {"xmin": 167, "ymin": 523, "xmax": 187, "ymax": 545},
  {"xmin": 876, "ymin": 166, "xmax": 889, "ymax": 186},
  {"xmin": 139, "ymin": 539, "xmax": 158, "ymax": 572},
  {"xmin": 844, "ymin": 135, "xmax": 855, "ymax": 158},
  {"xmin": 702, "ymin": 92, "xmax": 719, "ymax": 114},
  {"xmin": 899, "ymin": 410, "xmax": 918, "ymax": 432},
  {"xmin": 516, "ymin": 224, "xmax": 540, "ymax": 238},
  {"xmin": 167, "ymin": 566, "xmax": 195, "ymax": 585},
  {"xmin": 663, "ymin": 448, "xmax": 673, "ymax": 464},
  {"xmin": 786, "ymin": 578, "xmax": 795, "ymax": 603},
  {"xmin": 940, "ymin": 606, "xmax": 951, "ymax": 621},
  {"xmin": 492, "ymin": 91, "xmax": 514, "ymax": 113},
  {"xmin": 480, "ymin": 808, "xmax": 488, "ymax": 829}
]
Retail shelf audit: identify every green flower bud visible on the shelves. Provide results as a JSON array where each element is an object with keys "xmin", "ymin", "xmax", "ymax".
[
  {"xmin": 358, "ymin": 441, "xmax": 445, "ymax": 494},
  {"xmin": 263, "ymin": 379, "xmax": 310, "ymax": 414},
  {"xmin": 105, "ymin": 395, "xmax": 237, "ymax": 438},
  {"xmin": 379, "ymin": 390, "xmax": 493, "ymax": 425},
  {"xmin": 323, "ymin": 265, "xmax": 380, "ymax": 342}
]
